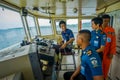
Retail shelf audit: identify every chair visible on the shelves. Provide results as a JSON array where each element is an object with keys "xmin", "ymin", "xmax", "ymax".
[{"xmin": 58, "ymin": 48, "xmax": 76, "ymax": 71}]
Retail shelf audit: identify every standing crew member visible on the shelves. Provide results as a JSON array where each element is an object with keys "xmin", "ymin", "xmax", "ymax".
[
  {"xmin": 91, "ymin": 17, "xmax": 106, "ymax": 61},
  {"xmin": 101, "ymin": 14, "xmax": 116, "ymax": 79}
]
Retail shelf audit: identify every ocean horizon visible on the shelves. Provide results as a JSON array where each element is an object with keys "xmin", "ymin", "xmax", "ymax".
[{"xmin": 0, "ymin": 23, "xmax": 92, "ymax": 50}]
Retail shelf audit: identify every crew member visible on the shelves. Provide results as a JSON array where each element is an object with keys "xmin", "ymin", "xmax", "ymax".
[
  {"xmin": 91, "ymin": 17, "xmax": 106, "ymax": 61},
  {"xmin": 101, "ymin": 14, "xmax": 116, "ymax": 79},
  {"xmin": 64, "ymin": 30, "xmax": 103, "ymax": 80}
]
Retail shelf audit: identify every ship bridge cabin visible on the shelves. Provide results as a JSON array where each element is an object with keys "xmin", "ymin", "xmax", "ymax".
[{"xmin": 0, "ymin": 0, "xmax": 120, "ymax": 80}]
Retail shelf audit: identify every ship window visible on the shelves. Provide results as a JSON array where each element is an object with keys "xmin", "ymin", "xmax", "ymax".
[
  {"xmin": 81, "ymin": 19, "xmax": 92, "ymax": 31},
  {"xmin": 55, "ymin": 20, "xmax": 61, "ymax": 34},
  {"xmin": 0, "ymin": 6, "xmax": 25, "ymax": 50},
  {"xmin": 67, "ymin": 19, "xmax": 78, "ymax": 38},
  {"xmin": 38, "ymin": 18, "xmax": 53, "ymax": 36},
  {"xmin": 110, "ymin": 16, "xmax": 114, "ymax": 27},
  {"xmin": 55, "ymin": 19, "xmax": 78, "ymax": 37},
  {"xmin": 26, "ymin": 16, "xmax": 37, "ymax": 38}
]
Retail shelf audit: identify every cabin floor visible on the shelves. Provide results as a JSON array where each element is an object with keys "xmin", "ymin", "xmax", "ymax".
[
  {"xmin": 56, "ymin": 52, "xmax": 79, "ymax": 80},
  {"xmin": 108, "ymin": 54, "xmax": 120, "ymax": 80}
]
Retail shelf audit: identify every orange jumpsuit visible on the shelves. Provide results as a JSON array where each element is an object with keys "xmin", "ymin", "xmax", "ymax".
[{"xmin": 102, "ymin": 26, "xmax": 116, "ymax": 79}]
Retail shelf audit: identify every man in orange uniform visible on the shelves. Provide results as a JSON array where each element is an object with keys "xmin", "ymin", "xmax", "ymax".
[{"xmin": 101, "ymin": 14, "xmax": 116, "ymax": 80}]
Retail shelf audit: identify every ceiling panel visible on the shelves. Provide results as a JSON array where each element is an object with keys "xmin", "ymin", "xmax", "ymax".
[
  {"xmin": 66, "ymin": 0, "xmax": 78, "ymax": 16},
  {"xmin": 82, "ymin": 0, "xmax": 97, "ymax": 16},
  {"xmin": 97, "ymin": 0, "xmax": 119, "ymax": 10},
  {"xmin": 2, "ymin": 0, "xmax": 119, "ymax": 17}
]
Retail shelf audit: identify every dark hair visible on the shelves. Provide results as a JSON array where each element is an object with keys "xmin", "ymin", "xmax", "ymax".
[
  {"xmin": 101, "ymin": 14, "xmax": 110, "ymax": 19},
  {"xmin": 92, "ymin": 17, "xmax": 103, "ymax": 26},
  {"xmin": 78, "ymin": 29, "xmax": 91, "ymax": 41},
  {"xmin": 59, "ymin": 20, "xmax": 66, "ymax": 27}
]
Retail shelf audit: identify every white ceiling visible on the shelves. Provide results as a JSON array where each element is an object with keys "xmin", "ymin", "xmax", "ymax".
[{"xmin": 1, "ymin": 0, "xmax": 120, "ymax": 17}]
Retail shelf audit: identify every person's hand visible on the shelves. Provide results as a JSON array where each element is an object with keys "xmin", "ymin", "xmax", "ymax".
[
  {"xmin": 60, "ymin": 43, "xmax": 67, "ymax": 49},
  {"xmin": 70, "ymin": 76, "xmax": 74, "ymax": 80}
]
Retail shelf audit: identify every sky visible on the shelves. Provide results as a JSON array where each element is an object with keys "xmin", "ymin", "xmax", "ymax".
[{"xmin": 0, "ymin": 7, "xmax": 23, "ymax": 29}]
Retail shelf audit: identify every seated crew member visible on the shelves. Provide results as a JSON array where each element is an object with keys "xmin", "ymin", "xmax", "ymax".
[
  {"xmin": 64, "ymin": 29, "xmax": 104, "ymax": 80},
  {"xmin": 91, "ymin": 17, "xmax": 106, "ymax": 61},
  {"xmin": 53, "ymin": 20, "xmax": 75, "ymax": 66}
]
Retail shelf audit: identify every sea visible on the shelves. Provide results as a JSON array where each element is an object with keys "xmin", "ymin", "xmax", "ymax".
[{"xmin": 0, "ymin": 23, "xmax": 92, "ymax": 50}]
